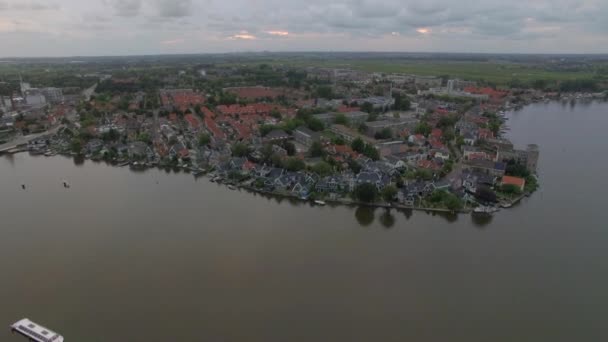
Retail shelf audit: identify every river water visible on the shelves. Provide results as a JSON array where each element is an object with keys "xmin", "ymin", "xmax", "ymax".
[{"xmin": 1, "ymin": 101, "xmax": 607, "ymax": 342}]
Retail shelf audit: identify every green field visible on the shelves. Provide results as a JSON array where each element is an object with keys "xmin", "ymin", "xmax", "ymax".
[{"xmin": 231, "ymin": 58, "xmax": 602, "ymax": 85}]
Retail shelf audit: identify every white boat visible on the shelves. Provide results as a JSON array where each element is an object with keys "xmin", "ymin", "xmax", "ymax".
[
  {"xmin": 473, "ymin": 206, "xmax": 499, "ymax": 214},
  {"xmin": 314, "ymin": 200, "xmax": 326, "ymax": 206},
  {"xmin": 10, "ymin": 318, "xmax": 64, "ymax": 342},
  {"xmin": 228, "ymin": 185, "xmax": 237, "ymax": 190}
]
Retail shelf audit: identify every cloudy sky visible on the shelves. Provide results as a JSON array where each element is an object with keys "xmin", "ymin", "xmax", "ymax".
[{"xmin": 1, "ymin": 0, "xmax": 607, "ymax": 57}]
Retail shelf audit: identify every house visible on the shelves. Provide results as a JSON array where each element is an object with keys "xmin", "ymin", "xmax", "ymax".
[
  {"xmin": 463, "ymin": 131, "xmax": 477, "ymax": 146},
  {"xmin": 355, "ymin": 171, "xmax": 390, "ymax": 190},
  {"xmin": 462, "ymin": 169, "xmax": 496, "ymax": 193},
  {"xmin": 128, "ymin": 141, "xmax": 149, "ymax": 159},
  {"xmin": 463, "ymin": 159, "xmax": 506, "ymax": 177},
  {"xmin": 384, "ymin": 155, "xmax": 407, "ymax": 171},
  {"xmin": 432, "ymin": 149, "xmax": 450, "ymax": 161},
  {"xmin": 293, "ymin": 126, "xmax": 320, "ymax": 147},
  {"xmin": 417, "ymin": 159, "xmax": 442, "ymax": 172},
  {"xmin": 431, "ymin": 128, "xmax": 443, "ymax": 140},
  {"xmin": 86, "ymin": 139, "xmax": 104, "ymax": 154},
  {"xmin": 408, "ymin": 134, "xmax": 426, "ymax": 146},
  {"xmin": 264, "ymin": 129, "xmax": 290, "ymax": 143},
  {"xmin": 501, "ymin": 176, "xmax": 526, "ymax": 191},
  {"xmin": 316, "ymin": 176, "xmax": 343, "ymax": 193}
]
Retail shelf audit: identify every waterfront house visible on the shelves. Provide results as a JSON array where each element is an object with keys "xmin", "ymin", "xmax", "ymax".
[
  {"xmin": 463, "ymin": 159, "xmax": 506, "ymax": 177},
  {"xmin": 85, "ymin": 139, "xmax": 104, "ymax": 154},
  {"xmin": 355, "ymin": 171, "xmax": 390, "ymax": 191}
]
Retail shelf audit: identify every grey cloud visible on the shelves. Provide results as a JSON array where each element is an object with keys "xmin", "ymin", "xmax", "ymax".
[
  {"xmin": 156, "ymin": 0, "xmax": 192, "ymax": 17},
  {"xmin": 10, "ymin": 2, "xmax": 60, "ymax": 11},
  {"xmin": 107, "ymin": 0, "xmax": 141, "ymax": 17}
]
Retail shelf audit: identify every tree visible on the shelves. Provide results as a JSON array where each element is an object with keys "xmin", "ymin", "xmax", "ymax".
[
  {"xmin": 476, "ymin": 185, "xmax": 497, "ymax": 203},
  {"xmin": 315, "ymin": 86, "xmax": 334, "ymax": 99},
  {"xmin": 332, "ymin": 136, "xmax": 346, "ymax": 145},
  {"xmin": 334, "ymin": 113, "xmax": 348, "ymax": 125},
  {"xmin": 70, "ymin": 138, "xmax": 82, "ymax": 154},
  {"xmin": 270, "ymin": 108, "xmax": 282, "ymax": 120},
  {"xmin": 415, "ymin": 122, "xmax": 432, "ymax": 136},
  {"xmin": 231, "ymin": 142, "xmax": 250, "ymax": 157},
  {"xmin": 312, "ymin": 161, "xmax": 333, "ymax": 176},
  {"xmin": 307, "ymin": 117, "xmax": 325, "ymax": 132},
  {"xmin": 198, "ymin": 133, "xmax": 211, "ymax": 146},
  {"xmin": 501, "ymin": 184, "xmax": 522, "ymax": 195},
  {"xmin": 351, "ymin": 138, "xmax": 365, "ymax": 153},
  {"xmin": 354, "ymin": 183, "xmax": 378, "ymax": 203},
  {"xmin": 348, "ymin": 160, "xmax": 362, "ymax": 174},
  {"xmin": 102, "ymin": 128, "xmax": 120, "ymax": 142},
  {"xmin": 260, "ymin": 124, "xmax": 278, "ymax": 137},
  {"xmin": 361, "ymin": 101, "xmax": 374, "ymax": 114},
  {"xmin": 392, "ymin": 92, "xmax": 411, "ymax": 111},
  {"xmin": 284, "ymin": 157, "xmax": 305, "ymax": 171},
  {"xmin": 443, "ymin": 193, "xmax": 463, "ymax": 211},
  {"xmin": 137, "ymin": 132, "xmax": 151, "ymax": 144},
  {"xmin": 283, "ymin": 141, "xmax": 296, "ymax": 156},
  {"xmin": 374, "ymin": 128, "xmax": 392, "ymax": 140},
  {"xmin": 363, "ymin": 144, "xmax": 379, "ymax": 160},
  {"xmin": 309, "ymin": 141, "xmax": 325, "ymax": 157},
  {"xmin": 381, "ymin": 185, "xmax": 398, "ymax": 202}
]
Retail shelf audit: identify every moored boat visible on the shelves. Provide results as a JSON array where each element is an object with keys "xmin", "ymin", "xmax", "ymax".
[
  {"xmin": 10, "ymin": 318, "xmax": 64, "ymax": 342},
  {"xmin": 314, "ymin": 200, "xmax": 326, "ymax": 206}
]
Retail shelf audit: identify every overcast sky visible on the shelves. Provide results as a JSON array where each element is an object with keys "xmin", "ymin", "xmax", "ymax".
[{"xmin": 1, "ymin": 0, "xmax": 607, "ymax": 57}]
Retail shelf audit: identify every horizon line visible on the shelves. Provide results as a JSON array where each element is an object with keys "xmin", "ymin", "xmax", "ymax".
[{"xmin": 2, "ymin": 50, "xmax": 608, "ymax": 60}]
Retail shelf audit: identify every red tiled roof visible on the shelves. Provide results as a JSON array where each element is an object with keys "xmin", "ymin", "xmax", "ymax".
[
  {"xmin": 225, "ymin": 87, "xmax": 281, "ymax": 100},
  {"xmin": 184, "ymin": 113, "xmax": 200, "ymax": 129},
  {"xmin": 431, "ymin": 128, "xmax": 443, "ymax": 138},
  {"xmin": 502, "ymin": 176, "xmax": 526, "ymax": 189},
  {"xmin": 417, "ymin": 159, "xmax": 441, "ymax": 170},
  {"xmin": 204, "ymin": 117, "xmax": 225, "ymax": 140}
]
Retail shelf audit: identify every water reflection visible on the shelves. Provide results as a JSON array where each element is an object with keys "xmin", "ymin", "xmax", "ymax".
[
  {"xmin": 72, "ymin": 155, "xmax": 85, "ymax": 166},
  {"xmin": 471, "ymin": 214, "xmax": 493, "ymax": 228},
  {"xmin": 355, "ymin": 206, "xmax": 375, "ymax": 227},
  {"xmin": 1, "ymin": 153, "xmax": 15, "ymax": 166},
  {"xmin": 378, "ymin": 210, "xmax": 396, "ymax": 229}
]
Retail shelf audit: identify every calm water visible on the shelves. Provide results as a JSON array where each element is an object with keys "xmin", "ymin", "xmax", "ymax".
[{"xmin": 1, "ymin": 101, "xmax": 607, "ymax": 342}]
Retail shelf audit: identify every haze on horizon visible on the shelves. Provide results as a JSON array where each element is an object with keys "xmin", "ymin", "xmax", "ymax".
[{"xmin": 1, "ymin": 0, "xmax": 608, "ymax": 57}]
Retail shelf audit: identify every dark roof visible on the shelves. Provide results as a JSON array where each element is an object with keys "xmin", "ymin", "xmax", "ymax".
[{"xmin": 265, "ymin": 129, "xmax": 290, "ymax": 140}]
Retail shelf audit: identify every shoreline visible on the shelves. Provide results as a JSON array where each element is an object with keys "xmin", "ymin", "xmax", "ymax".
[{"xmin": 2, "ymin": 150, "xmax": 535, "ymax": 216}]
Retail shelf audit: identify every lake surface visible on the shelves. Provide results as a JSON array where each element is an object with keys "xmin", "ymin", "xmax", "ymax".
[{"xmin": 1, "ymin": 101, "xmax": 607, "ymax": 342}]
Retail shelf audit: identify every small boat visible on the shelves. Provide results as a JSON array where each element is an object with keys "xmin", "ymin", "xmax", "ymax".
[
  {"xmin": 10, "ymin": 318, "xmax": 64, "ymax": 342},
  {"xmin": 473, "ymin": 205, "xmax": 498, "ymax": 215},
  {"xmin": 191, "ymin": 169, "xmax": 205, "ymax": 177},
  {"xmin": 228, "ymin": 185, "xmax": 237, "ymax": 190},
  {"xmin": 44, "ymin": 150, "xmax": 54, "ymax": 157},
  {"xmin": 314, "ymin": 200, "xmax": 326, "ymax": 206}
]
